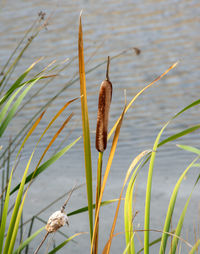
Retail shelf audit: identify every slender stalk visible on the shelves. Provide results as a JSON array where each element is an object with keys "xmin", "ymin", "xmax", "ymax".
[
  {"xmin": 33, "ymin": 232, "xmax": 49, "ymax": 254},
  {"xmin": 94, "ymin": 152, "xmax": 103, "ymax": 254},
  {"xmin": 106, "ymin": 56, "xmax": 110, "ymax": 81}
]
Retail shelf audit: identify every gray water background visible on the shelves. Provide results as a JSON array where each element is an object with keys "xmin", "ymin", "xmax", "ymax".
[{"xmin": 0, "ymin": 0, "xmax": 200, "ymax": 253}]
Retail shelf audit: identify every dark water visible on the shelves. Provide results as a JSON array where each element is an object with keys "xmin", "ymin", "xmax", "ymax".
[{"xmin": 0, "ymin": 0, "xmax": 200, "ymax": 253}]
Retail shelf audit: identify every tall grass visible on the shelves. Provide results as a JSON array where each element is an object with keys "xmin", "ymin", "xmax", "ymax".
[{"xmin": 0, "ymin": 12, "xmax": 199, "ymax": 254}]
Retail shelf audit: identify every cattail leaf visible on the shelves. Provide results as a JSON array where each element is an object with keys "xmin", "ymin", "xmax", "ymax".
[
  {"xmin": 78, "ymin": 14, "xmax": 93, "ymax": 240},
  {"xmin": 0, "ymin": 58, "xmax": 42, "ymax": 106},
  {"xmin": 3, "ymin": 152, "xmax": 34, "ymax": 254},
  {"xmin": 158, "ymin": 124, "xmax": 200, "ymax": 147},
  {"xmin": 67, "ymin": 199, "xmax": 119, "ymax": 217},
  {"xmin": 0, "ymin": 168, "xmax": 13, "ymax": 253},
  {"xmin": 189, "ymin": 239, "xmax": 200, "ymax": 254},
  {"xmin": 0, "ymin": 76, "xmax": 42, "ymax": 138},
  {"xmin": 10, "ymin": 136, "xmax": 81, "ymax": 195},
  {"xmin": 0, "ymin": 87, "xmax": 22, "ymax": 124},
  {"xmin": 159, "ymin": 158, "xmax": 199, "ymax": 254},
  {"xmin": 48, "ymin": 232, "xmax": 86, "ymax": 254},
  {"xmin": 176, "ymin": 144, "xmax": 200, "ymax": 155},
  {"xmin": 6, "ymin": 152, "xmax": 35, "ymax": 254},
  {"xmin": 1, "ymin": 110, "xmax": 44, "ymax": 254},
  {"xmin": 103, "ymin": 150, "xmax": 150, "ymax": 254},
  {"xmin": 169, "ymin": 174, "xmax": 200, "ymax": 254}
]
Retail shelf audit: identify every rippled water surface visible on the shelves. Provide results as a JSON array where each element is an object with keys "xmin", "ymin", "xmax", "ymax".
[{"xmin": 0, "ymin": 0, "xmax": 200, "ymax": 253}]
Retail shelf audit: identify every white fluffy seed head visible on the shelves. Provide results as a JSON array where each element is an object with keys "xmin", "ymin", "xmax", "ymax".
[{"xmin": 45, "ymin": 210, "xmax": 69, "ymax": 233}]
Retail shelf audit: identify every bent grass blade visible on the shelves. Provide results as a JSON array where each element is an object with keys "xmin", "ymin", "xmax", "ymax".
[
  {"xmin": 169, "ymin": 174, "xmax": 200, "ymax": 254},
  {"xmin": 47, "ymin": 232, "xmax": 87, "ymax": 254},
  {"xmin": 108, "ymin": 62, "xmax": 178, "ymax": 141},
  {"xmin": 10, "ymin": 136, "xmax": 81, "ymax": 195},
  {"xmin": 103, "ymin": 150, "xmax": 151, "ymax": 254},
  {"xmin": 159, "ymin": 157, "xmax": 199, "ymax": 254}
]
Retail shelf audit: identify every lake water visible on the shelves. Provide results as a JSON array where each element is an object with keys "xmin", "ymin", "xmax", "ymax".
[{"xmin": 0, "ymin": 0, "xmax": 200, "ymax": 253}]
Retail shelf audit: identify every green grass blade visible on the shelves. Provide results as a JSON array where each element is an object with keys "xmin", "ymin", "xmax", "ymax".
[
  {"xmin": 189, "ymin": 239, "xmax": 200, "ymax": 254},
  {"xmin": 143, "ymin": 97, "xmax": 200, "ymax": 254},
  {"xmin": 48, "ymin": 232, "xmax": 86, "ymax": 254},
  {"xmin": 177, "ymin": 144, "xmax": 200, "ymax": 155},
  {"xmin": 67, "ymin": 199, "xmax": 119, "ymax": 217},
  {"xmin": 0, "ymin": 59, "xmax": 42, "ymax": 106},
  {"xmin": 13, "ymin": 227, "xmax": 45, "ymax": 254},
  {"xmin": 0, "ymin": 87, "xmax": 22, "ymax": 124},
  {"xmin": 144, "ymin": 125, "xmax": 167, "ymax": 254},
  {"xmin": 158, "ymin": 124, "xmax": 200, "ymax": 147},
  {"xmin": 170, "ymin": 174, "xmax": 200, "ymax": 254},
  {"xmin": 3, "ymin": 152, "xmax": 34, "ymax": 254},
  {"xmin": 8, "ymin": 162, "xmax": 35, "ymax": 254},
  {"xmin": 137, "ymin": 237, "xmax": 161, "ymax": 254},
  {"xmin": 137, "ymin": 231, "xmax": 175, "ymax": 254},
  {"xmin": 10, "ymin": 136, "xmax": 81, "ymax": 194},
  {"xmin": 123, "ymin": 233, "xmax": 135, "ymax": 254},
  {"xmin": 78, "ymin": 14, "xmax": 93, "ymax": 240},
  {"xmin": 0, "ymin": 169, "xmax": 13, "ymax": 253},
  {"xmin": 192, "ymin": 163, "xmax": 200, "ymax": 167},
  {"xmin": 0, "ymin": 81, "xmax": 35, "ymax": 137},
  {"xmin": 124, "ymin": 161, "xmax": 143, "ymax": 254},
  {"xmin": 105, "ymin": 150, "xmax": 151, "ymax": 254},
  {"xmin": 1, "ymin": 111, "xmax": 44, "ymax": 254},
  {"xmin": 159, "ymin": 157, "xmax": 199, "ymax": 254}
]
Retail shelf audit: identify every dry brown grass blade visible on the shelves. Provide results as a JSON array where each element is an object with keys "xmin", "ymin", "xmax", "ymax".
[
  {"xmin": 17, "ymin": 110, "xmax": 46, "ymax": 157},
  {"xmin": 34, "ymin": 113, "xmax": 74, "ymax": 172},
  {"xmin": 108, "ymin": 61, "xmax": 178, "ymax": 140},
  {"xmin": 45, "ymin": 97, "xmax": 78, "ymax": 132},
  {"xmin": 102, "ymin": 229, "xmax": 192, "ymax": 254},
  {"xmin": 91, "ymin": 106, "xmax": 126, "ymax": 254}
]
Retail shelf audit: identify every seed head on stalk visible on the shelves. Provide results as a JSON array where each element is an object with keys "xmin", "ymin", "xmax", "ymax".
[{"xmin": 96, "ymin": 56, "xmax": 112, "ymax": 152}]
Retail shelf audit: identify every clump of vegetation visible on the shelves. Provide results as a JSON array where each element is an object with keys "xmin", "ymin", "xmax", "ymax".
[{"xmin": 0, "ymin": 11, "xmax": 199, "ymax": 254}]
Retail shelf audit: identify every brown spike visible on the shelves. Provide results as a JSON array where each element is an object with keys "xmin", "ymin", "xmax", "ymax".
[{"xmin": 96, "ymin": 57, "xmax": 112, "ymax": 152}]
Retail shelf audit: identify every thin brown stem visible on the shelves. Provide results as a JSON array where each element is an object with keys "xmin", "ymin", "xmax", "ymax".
[
  {"xmin": 106, "ymin": 56, "xmax": 110, "ymax": 81},
  {"xmin": 61, "ymin": 185, "xmax": 77, "ymax": 213},
  {"xmin": 34, "ymin": 232, "xmax": 49, "ymax": 254}
]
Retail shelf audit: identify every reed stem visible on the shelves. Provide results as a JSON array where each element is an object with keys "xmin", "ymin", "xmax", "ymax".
[{"xmin": 94, "ymin": 152, "xmax": 103, "ymax": 254}]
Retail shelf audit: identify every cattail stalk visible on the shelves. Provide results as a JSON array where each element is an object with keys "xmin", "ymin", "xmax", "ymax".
[
  {"xmin": 95, "ymin": 56, "xmax": 112, "ymax": 152},
  {"xmin": 94, "ymin": 56, "xmax": 112, "ymax": 254}
]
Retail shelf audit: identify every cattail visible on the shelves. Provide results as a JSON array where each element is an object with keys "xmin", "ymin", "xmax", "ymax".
[
  {"xmin": 34, "ymin": 186, "xmax": 76, "ymax": 254},
  {"xmin": 45, "ymin": 210, "xmax": 69, "ymax": 233},
  {"xmin": 96, "ymin": 56, "xmax": 112, "ymax": 152}
]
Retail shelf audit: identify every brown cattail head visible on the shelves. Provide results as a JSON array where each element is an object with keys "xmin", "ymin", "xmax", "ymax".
[{"xmin": 96, "ymin": 56, "xmax": 112, "ymax": 152}]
